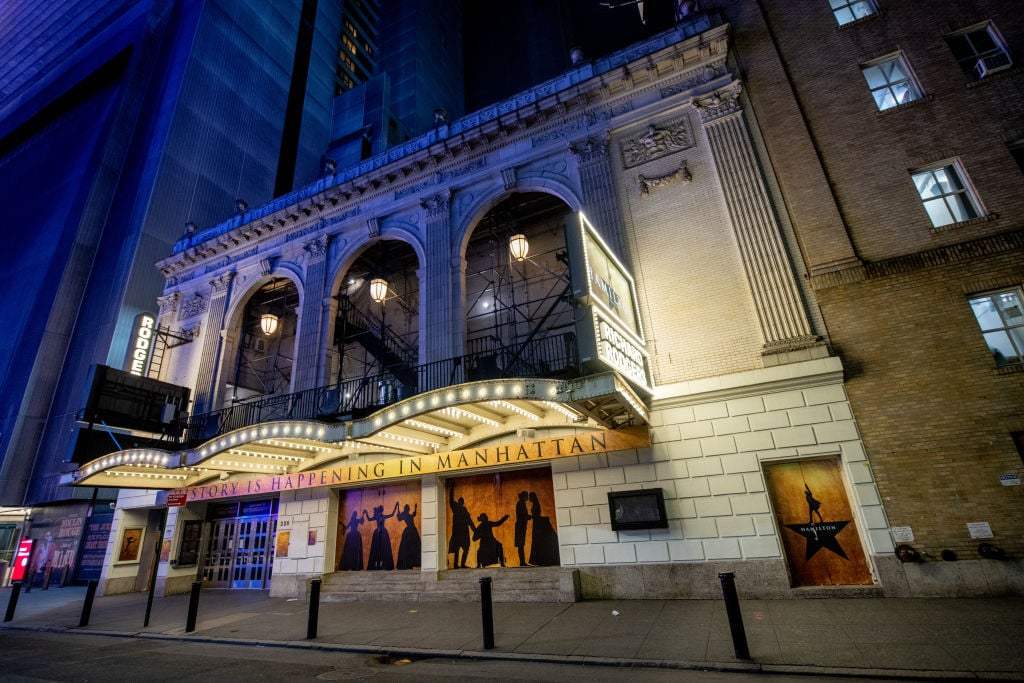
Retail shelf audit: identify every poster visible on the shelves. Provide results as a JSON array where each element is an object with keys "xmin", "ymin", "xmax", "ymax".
[{"xmin": 764, "ymin": 458, "xmax": 872, "ymax": 587}]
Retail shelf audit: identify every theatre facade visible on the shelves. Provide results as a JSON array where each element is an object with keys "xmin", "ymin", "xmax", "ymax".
[{"xmin": 66, "ymin": 15, "xmax": 899, "ymax": 600}]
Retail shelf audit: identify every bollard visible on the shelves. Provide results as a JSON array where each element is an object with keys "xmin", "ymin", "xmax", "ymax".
[
  {"xmin": 3, "ymin": 581, "xmax": 22, "ymax": 622},
  {"xmin": 718, "ymin": 572, "xmax": 750, "ymax": 660},
  {"xmin": 307, "ymin": 579, "xmax": 321, "ymax": 640},
  {"xmin": 79, "ymin": 580, "xmax": 99, "ymax": 627},
  {"xmin": 185, "ymin": 581, "xmax": 202, "ymax": 633},
  {"xmin": 479, "ymin": 577, "xmax": 495, "ymax": 650}
]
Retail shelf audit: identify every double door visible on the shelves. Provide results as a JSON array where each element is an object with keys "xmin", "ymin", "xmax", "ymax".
[{"xmin": 201, "ymin": 514, "xmax": 276, "ymax": 589}]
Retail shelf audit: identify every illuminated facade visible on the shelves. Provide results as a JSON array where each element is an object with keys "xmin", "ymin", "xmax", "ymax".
[
  {"xmin": 61, "ymin": 2, "xmax": 1024, "ymax": 600},
  {"xmin": 73, "ymin": 12, "xmax": 899, "ymax": 601}
]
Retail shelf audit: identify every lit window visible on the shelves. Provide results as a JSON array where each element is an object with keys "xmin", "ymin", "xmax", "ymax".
[
  {"xmin": 910, "ymin": 162, "xmax": 980, "ymax": 228},
  {"xmin": 970, "ymin": 289, "xmax": 1024, "ymax": 367},
  {"xmin": 829, "ymin": 0, "xmax": 876, "ymax": 26},
  {"xmin": 861, "ymin": 55, "xmax": 922, "ymax": 110},
  {"xmin": 946, "ymin": 22, "xmax": 1012, "ymax": 80}
]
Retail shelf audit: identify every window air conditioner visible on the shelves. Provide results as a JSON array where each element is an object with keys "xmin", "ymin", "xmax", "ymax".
[{"xmin": 974, "ymin": 52, "xmax": 1011, "ymax": 79}]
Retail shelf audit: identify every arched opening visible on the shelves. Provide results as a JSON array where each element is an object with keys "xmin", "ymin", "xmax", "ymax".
[
  {"xmin": 332, "ymin": 239, "xmax": 420, "ymax": 409},
  {"xmin": 464, "ymin": 192, "xmax": 576, "ymax": 380},
  {"xmin": 227, "ymin": 278, "xmax": 300, "ymax": 403}
]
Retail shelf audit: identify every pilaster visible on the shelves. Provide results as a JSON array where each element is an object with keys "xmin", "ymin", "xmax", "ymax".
[
  {"xmin": 293, "ymin": 236, "xmax": 330, "ymax": 391},
  {"xmin": 192, "ymin": 272, "xmax": 234, "ymax": 413},
  {"xmin": 695, "ymin": 82, "xmax": 820, "ymax": 356}
]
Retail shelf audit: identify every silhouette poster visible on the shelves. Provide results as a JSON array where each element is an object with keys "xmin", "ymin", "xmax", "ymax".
[
  {"xmin": 445, "ymin": 467, "xmax": 558, "ymax": 570},
  {"xmin": 764, "ymin": 458, "xmax": 872, "ymax": 586},
  {"xmin": 335, "ymin": 482, "xmax": 421, "ymax": 571}
]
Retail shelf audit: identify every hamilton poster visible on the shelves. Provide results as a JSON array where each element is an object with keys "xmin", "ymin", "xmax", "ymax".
[{"xmin": 764, "ymin": 458, "xmax": 872, "ymax": 586}]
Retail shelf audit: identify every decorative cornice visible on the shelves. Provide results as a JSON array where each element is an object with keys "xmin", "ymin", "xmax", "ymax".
[
  {"xmin": 157, "ymin": 16, "xmax": 731, "ymax": 272},
  {"xmin": 810, "ymin": 228, "xmax": 1024, "ymax": 290}
]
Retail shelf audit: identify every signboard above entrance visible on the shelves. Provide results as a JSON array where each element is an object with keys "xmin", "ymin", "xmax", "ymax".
[{"xmin": 177, "ymin": 426, "xmax": 650, "ymax": 504}]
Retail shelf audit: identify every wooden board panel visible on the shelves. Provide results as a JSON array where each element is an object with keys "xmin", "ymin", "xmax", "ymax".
[{"xmin": 764, "ymin": 458, "xmax": 873, "ymax": 587}]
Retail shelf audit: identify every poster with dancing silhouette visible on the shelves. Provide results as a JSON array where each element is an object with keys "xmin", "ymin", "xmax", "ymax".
[
  {"xmin": 764, "ymin": 458, "xmax": 872, "ymax": 586},
  {"xmin": 445, "ymin": 467, "xmax": 559, "ymax": 569},
  {"xmin": 335, "ymin": 482, "xmax": 421, "ymax": 571}
]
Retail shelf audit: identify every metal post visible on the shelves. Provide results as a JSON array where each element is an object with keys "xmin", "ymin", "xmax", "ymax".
[
  {"xmin": 479, "ymin": 577, "xmax": 495, "ymax": 650},
  {"xmin": 3, "ymin": 581, "xmax": 22, "ymax": 622},
  {"xmin": 79, "ymin": 580, "xmax": 99, "ymax": 627},
  {"xmin": 144, "ymin": 509, "xmax": 167, "ymax": 627},
  {"xmin": 718, "ymin": 572, "xmax": 750, "ymax": 659},
  {"xmin": 185, "ymin": 581, "xmax": 201, "ymax": 633},
  {"xmin": 307, "ymin": 579, "xmax": 321, "ymax": 639}
]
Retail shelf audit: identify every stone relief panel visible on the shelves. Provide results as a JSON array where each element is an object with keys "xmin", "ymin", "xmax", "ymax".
[
  {"xmin": 178, "ymin": 292, "xmax": 209, "ymax": 321},
  {"xmin": 620, "ymin": 116, "xmax": 694, "ymax": 169}
]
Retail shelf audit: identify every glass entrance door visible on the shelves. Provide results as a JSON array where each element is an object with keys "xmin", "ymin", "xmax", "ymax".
[{"xmin": 200, "ymin": 513, "xmax": 276, "ymax": 589}]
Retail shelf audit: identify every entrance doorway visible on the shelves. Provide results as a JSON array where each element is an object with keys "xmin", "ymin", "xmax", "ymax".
[{"xmin": 199, "ymin": 500, "xmax": 277, "ymax": 589}]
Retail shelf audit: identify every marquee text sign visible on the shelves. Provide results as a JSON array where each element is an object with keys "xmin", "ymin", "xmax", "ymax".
[{"xmin": 181, "ymin": 426, "xmax": 649, "ymax": 503}]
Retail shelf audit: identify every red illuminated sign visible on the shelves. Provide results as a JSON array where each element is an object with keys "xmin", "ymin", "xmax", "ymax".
[
  {"xmin": 11, "ymin": 538, "xmax": 34, "ymax": 582},
  {"xmin": 166, "ymin": 490, "xmax": 187, "ymax": 507}
]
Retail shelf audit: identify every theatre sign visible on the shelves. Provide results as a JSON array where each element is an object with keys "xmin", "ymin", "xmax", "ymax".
[
  {"xmin": 570, "ymin": 213, "xmax": 652, "ymax": 393},
  {"xmin": 180, "ymin": 426, "xmax": 650, "ymax": 502}
]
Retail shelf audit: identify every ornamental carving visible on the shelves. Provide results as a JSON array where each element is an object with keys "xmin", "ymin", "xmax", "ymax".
[
  {"xmin": 569, "ymin": 132, "xmax": 610, "ymax": 164},
  {"xmin": 179, "ymin": 292, "xmax": 209, "ymax": 320},
  {"xmin": 209, "ymin": 271, "xmax": 235, "ymax": 295},
  {"xmin": 620, "ymin": 117, "xmax": 694, "ymax": 168},
  {"xmin": 692, "ymin": 81, "xmax": 743, "ymax": 124},
  {"xmin": 638, "ymin": 160, "xmax": 693, "ymax": 197},
  {"xmin": 304, "ymin": 235, "xmax": 329, "ymax": 263},
  {"xmin": 420, "ymin": 191, "xmax": 451, "ymax": 219}
]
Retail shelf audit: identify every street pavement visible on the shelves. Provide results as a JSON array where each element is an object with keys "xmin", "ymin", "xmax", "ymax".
[{"xmin": 2, "ymin": 584, "xmax": 1022, "ymax": 680}]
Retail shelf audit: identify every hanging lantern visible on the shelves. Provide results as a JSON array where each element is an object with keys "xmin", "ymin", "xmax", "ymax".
[
  {"xmin": 509, "ymin": 233, "xmax": 529, "ymax": 261},
  {"xmin": 260, "ymin": 313, "xmax": 279, "ymax": 336},
  {"xmin": 369, "ymin": 277, "xmax": 389, "ymax": 303}
]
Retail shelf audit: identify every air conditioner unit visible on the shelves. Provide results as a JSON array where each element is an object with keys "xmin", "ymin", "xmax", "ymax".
[{"xmin": 974, "ymin": 53, "xmax": 1011, "ymax": 79}]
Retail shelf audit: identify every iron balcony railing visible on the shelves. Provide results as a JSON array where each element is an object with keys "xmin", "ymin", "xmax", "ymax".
[{"xmin": 179, "ymin": 332, "xmax": 580, "ymax": 447}]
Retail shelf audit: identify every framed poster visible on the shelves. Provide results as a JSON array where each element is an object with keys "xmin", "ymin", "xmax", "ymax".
[
  {"xmin": 115, "ymin": 526, "xmax": 145, "ymax": 564},
  {"xmin": 175, "ymin": 520, "xmax": 203, "ymax": 567},
  {"xmin": 608, "ymin": 488, "xmax": 668, "ymax": 531}
]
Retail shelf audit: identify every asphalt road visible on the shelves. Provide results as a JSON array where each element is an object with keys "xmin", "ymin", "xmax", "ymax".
[{"xmin": 0, "ymin": 630, "xmax": 887, "ymax": 682}]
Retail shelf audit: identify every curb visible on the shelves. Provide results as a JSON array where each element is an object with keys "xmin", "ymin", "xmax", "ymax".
[{"xmin": 3, "ymin": 623, "xmax": 1020, "ymax": 681}]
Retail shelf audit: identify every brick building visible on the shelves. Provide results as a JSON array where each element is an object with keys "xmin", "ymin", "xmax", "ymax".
[{"xmin": 64, "ymin": 2, "xmax": 1022, "ymax": 599}]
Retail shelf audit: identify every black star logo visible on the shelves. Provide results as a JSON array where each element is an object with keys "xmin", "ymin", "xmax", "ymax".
[{"xmin": 784, "ymin": 521, "xmax": 850, "ymax": 560}]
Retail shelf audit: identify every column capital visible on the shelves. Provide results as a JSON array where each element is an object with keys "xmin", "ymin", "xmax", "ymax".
[
  {"xmin": 304, "ymin": 235, "xmax": 330, "ymax": 264},
  {"xmin": 569, "ymin": 131, "xmax": 610, "ymax": 164},
  {"xmin": 209, "ymin": 271, "xmax": 235, "ymax": 295},
  {"xmin": 420, "ymin": 190, "xmax": 451, "ymax": 219},
  {"xmin": 692, "ymin": 80, "xmax": 743, "ymax": 125}
]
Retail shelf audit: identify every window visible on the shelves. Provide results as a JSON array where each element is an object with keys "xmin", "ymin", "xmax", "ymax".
[
  {"xmin": 830, "ymin": 0, "xmax": 876, "ymax": 26},
  {"xmin": 969, "ymin": 289, "xmax": 1024, "ymax": 367},
  {"xmin": 910, "ymin": 162, "xmax": 980, "ymax": 228},
  {"xmin": 946, "ymin": 22, "xmax": 1012, "ymax": 80},
  {"xmin": 861, "ymin": 55, "xmax": 922, "ymax": 110},
  {"xmin": 1009, "ymin": 140, "xmax": 1024, "ymax": 175}
]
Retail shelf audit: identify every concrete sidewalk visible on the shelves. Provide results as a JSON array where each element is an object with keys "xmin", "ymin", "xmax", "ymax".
[{"xmin": 2, "ymin": 584, "xmax": 1022, "ymax": 679}]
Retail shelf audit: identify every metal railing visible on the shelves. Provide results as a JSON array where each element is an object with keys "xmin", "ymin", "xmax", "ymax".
[{"xmin": 179, "ymin": 333, "xmax": 580, "ymax": 447}]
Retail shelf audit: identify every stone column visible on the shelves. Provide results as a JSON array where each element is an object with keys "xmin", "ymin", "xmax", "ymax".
[
  {"xmin": 695, "ymin": 82, "xmax": 819, "ymax": 355},
  {"xmin": 569, "ymin": 132, "xmax": 627, "ymax": 257},
  {"xmin": 420, "ymin": 191, "xmax": 460, "ymax": 364},
  {"xmin": 293, "ymin": 236, "xmax": 330, "ymax": 391},
  {"xmin": 192, "ymin": 272, "xmax": 234, "ymax": 413}
]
